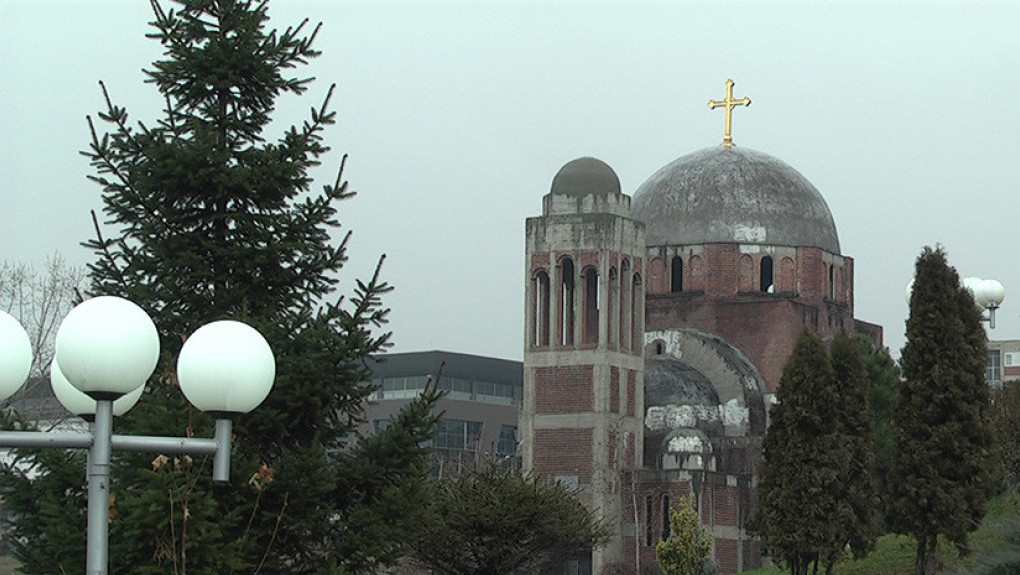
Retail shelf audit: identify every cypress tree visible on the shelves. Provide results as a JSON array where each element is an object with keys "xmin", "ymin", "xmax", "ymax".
[
  {"xmin": 752, "ymin": 330, "xmax": 845, "ymax": 575},
  {"xmin": 856, "ymin": 335, "xmax": 900, "ymax": 533},
  {"xmin": 828, "ymin": 333, "xmax": 878, "ymax": 570},
  {"xmin": 0, "ymin": 1, "xmax": 442, "ymax": 573},
  {"xmin": 892, "ymin": 246, "xmax": 992, "ymax": 575}
]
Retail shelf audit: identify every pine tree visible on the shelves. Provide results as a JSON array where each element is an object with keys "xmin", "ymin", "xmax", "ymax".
[
  {"xmin": 0, "ymin": 2, "xmax": 442, "ymax": 573},
  {"xmin": 752, "ymin": 330, "xmax": 846, "ymax": 575},
  {"xmin": 892, "ymin": 246, "xmax": 992, "ymax": 575},
  {"xmin": 656, "ymin": 495, "xmax": 713, "ymax": 575},
  {"xmin": 828, "ymin": 334, "xmax": 878, "ymax": 568}
]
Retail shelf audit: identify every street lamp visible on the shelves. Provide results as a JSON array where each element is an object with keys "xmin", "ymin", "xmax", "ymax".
[
  {"xmin": 962, "ymin": 277, "xmax": 1006, "ymax": 329},
  {"xmin": 0, "ymin": 296, "xmax": 275, "ymax": 575},
  {"xmin": 905, "ymin": 277, "xmax": 1006, "ymax": 329}
]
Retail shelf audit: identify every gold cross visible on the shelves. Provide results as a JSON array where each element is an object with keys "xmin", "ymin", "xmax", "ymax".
[{"xmin": 708, "ymin": 79, "xmax": 751, "ymax": 147}]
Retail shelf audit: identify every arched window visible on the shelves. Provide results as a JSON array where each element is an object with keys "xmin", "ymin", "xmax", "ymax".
[
  {"xmin": 632, "ymin": 273, "xmax": 643, "ymax": 350},
  {"xmin": 582, "ymin": 267, "xmax": 599, "ymax": 345},
  {"xmin": 620, "ymin": 260, "xmax": 631, "ymax": 351},
  {"xmin": 670, "ymin": 256, "xmax": 683, "ymax": 293},
  {"xmin": 608, "ymin": 268, "xmax": 617, "ymax": 349},
  {"xmin": 828, "ymin": 264, "xmax": 835, "ymax": 300},
  {"xmin": 645, "ymin": 494, "xmax": 654, "ymax": 546},
  {"xmin": 661, "ymin": 494, "xmax": 671, "ymax": 540},
  {"xmin": 559, "ymin": 258, "xmax": 575, "ymax": 346},
  {"xmin": 533, "ymin": 270, "xmax": 550, "ymax": 346},
  {"xmin": 760, "ymin": 256, "xmax": 774, "ymax": 293}
]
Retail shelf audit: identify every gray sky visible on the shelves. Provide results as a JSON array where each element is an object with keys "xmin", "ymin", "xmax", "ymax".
[{"xmin": 2, "ymin": 0, "xmax": 1019, "ymax": 361}]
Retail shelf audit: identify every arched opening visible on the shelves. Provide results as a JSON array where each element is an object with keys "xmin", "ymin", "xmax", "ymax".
[
  {"xmin": 670, "ymin": 255, "xmax": 683, "ymax": 293},
  {"xmin": 760, "ymin": 256, "xmax": 774, "ymax": 293},
  {"xmin": 661, "ymin": 493, "xmax": 671, "ymax": 540},
  {"xmin": 645, "ymin": 494, "xmax": 654, "ymax": 547},
  {"xmin": 655, "ymin": 341, "xmax": 664, "ymax": 355},
  {"xmin": 828, "ymin": 264, "xmax": 835, "ymax": 300},
  {"xmin": 559, "ymin": 258, "xmax": 575, "ymax": 346},
  {"xmin": 533, "ymin": 270, "xmax": 550, "ymax": 346},
  {"xmin": 608, "ymin": 268, "xmax": 617, "ymax": 349},
  {"xmin": 582, "ymin": 266, "xmax": 599, "ymax": 345},
  {"xmin": 620, "ymin": 260, "xmax": 631, "ymax": 351},
  {"xmin": 632, "ymin": 273, "xmax": 643, "ymax": 351}
]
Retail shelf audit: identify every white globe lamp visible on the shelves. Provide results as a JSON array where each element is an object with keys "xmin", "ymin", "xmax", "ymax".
[
  {"xmin": 55, "ymin": 296, "xmax": 160, "ymax": 399},
  {"xmin": 0, "ymin": 311, "xmax": 33, "ymax": 401},
  {"xmin": 51, "ymin": 360, "xmax": 144, "ymax": 418},
  {"xmin": 177, "ymin": 320, "xmax": 275, "ymax": 415}
]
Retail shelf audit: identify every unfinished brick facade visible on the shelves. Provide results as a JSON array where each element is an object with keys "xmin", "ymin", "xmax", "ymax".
[{"xmin": 523, "ymin": 147, "xmax": 882, "ymax": 575}]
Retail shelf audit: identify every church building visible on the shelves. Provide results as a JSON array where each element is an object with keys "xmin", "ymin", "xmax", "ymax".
[{"xmin": 520, "ymin": 81, "xmax": 882, "ymax": 574}]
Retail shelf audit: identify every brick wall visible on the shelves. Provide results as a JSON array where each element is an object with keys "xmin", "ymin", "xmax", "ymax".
[
  {"xmin": 533, "ymin": 428, "xmax": 593, "ymax": 482},
  {"xmin": 535, "ymin": 365, "xmax": 594, "ymax": 413},
  {"xmin": 610, "ymin": 366, "xmax": 620, "ymax": 413}
]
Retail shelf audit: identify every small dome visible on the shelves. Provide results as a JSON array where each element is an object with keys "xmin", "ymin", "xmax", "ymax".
[
  {"xmin": 631, "ymin": 146, "xmax": 840, "ymax": 253},
  {"xmin": 644, "ymin": 358, "xmax": 721, "ymax": 408},
  {"xmin": 550, "ymin": 157, "xmax": 621, "ymax": 196}
]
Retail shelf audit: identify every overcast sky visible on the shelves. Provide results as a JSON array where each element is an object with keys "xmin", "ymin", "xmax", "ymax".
[{"xmin": 2, "ymin": 1, "xmax": 1019, "ymax": 361}]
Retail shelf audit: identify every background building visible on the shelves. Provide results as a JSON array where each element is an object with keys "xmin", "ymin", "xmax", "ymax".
[
  {"xmin": 987, "ymin": 340, "xmax": 1020, "ymax": 388},
  {"xmin": 364, "ymin": 351, "xmax": 522, "ymax": 473}
]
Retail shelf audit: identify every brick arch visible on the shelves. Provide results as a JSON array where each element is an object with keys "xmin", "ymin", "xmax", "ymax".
[
  {"xmin": 738, "ymin": 254, "xmax": 754, "ymax": 292},
  {"xmin": 648, "ymin": 257, "xmax": 666, "ymax": 294},
  {"xmin": 689, "ymin": 255, "xmax": 705, "ymax": 291},
  {"xmin": 779, "ymin": 257, "xmax": 795, "ymax": 294}
]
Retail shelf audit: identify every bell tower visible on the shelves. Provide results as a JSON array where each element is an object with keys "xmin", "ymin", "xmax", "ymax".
[{"xmin": 521, "ymin": 157, "xmax": 646, "ymax": 572}]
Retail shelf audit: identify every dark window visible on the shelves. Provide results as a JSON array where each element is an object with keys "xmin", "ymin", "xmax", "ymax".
[
  {"xmin": 497, "ymin": 425, "xmax": 517, "ymax": 456},
  {"xmin": 662, "ymin": 494, "xmax": 671, "ymax": 540},
  {"xmin": 560, "ymin": 258, "xmax": 575, "ymax": 345},
  {"xmin": 670, "ymin": 256, "xmax": 683, "ymax": 293},
  {"xmin": 828, "ymin": 265, "xmax": 836, "ymax": 299},
  {"xmin": 760, "ymin": 256, "xmax": 774, "ymax": 293},
  {"xmin": 582, "ymin": 267, "xmax": 599, "ymax": 344},
  {"xmin": 645, "ymin": 495, "xmax": 654, "ymax": 546},
  {"xmin": 534, "ymin": 270, "xmax": 551, "ymax": 346}
]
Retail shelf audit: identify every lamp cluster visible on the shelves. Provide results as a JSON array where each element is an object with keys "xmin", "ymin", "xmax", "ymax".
[{"xmin": 0, "ymin": 295, "xmax": 275, "ymax": 417}]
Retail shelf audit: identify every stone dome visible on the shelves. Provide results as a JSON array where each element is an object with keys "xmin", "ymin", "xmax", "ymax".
[
  {"xmin": 550, "ymin": 157, "xmax": 621, "ymax": 196},
  {"xmin": 631, "ymin": 146, "xmax": 840, "ymax": 253}
]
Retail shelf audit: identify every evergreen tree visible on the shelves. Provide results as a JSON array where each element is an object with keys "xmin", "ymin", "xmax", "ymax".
[
  {"xmin": 752, "ymin": 330, "xmax": 846, "ymax": 575},
  {"xmin": 656, "ymin": 495, "xmax": 713, "ymax": 575},
  {"xmin": 892, "ymin": 246, "xmax": 992, "ymax": 575},
  {"xmin": 989, "ymin": 382, "xmax": 1020, "ymax": 492},
  {"xmin": 0, "ymin": 2, "xmax": 442, "ymax": 573},
  {"xmin": 829, "ymin": 334, "xmax": 878, "ymax": 568},
  {"xmin": 856, "ymin": 335, "xmax": 900, "ymax": 533}
]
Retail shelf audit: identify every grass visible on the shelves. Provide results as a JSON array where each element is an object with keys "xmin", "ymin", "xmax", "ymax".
[{"xmin": 739, "ymin": 492, "xmax": 1020, "ymax": 575}]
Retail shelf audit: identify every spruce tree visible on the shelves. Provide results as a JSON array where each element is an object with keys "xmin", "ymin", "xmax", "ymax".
[
  {"xmin": 752, "ymin": 330, "xmax": 846, "ymax": 575},
  {"xmin": 892, "ymin": 246, "xmax": 992, "ymax": 575},
  {"xmin": 828, "ymin": 334, "xmax": 878, "ymax": 568},
  {"xmin": 0, "ymin": 1, "xmax": 442, "ymax": 573}
]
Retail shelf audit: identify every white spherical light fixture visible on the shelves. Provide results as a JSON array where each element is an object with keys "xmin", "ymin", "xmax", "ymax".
[
  {"xmin": 55, "ymin": 296, "xmax": 160, "ymax": 399},
  {"xmin": 976, "ymin": 279, "xmax": 1006, "ymax": 309},
  {"xmin": 177, "ymin": 320, "xmax": 275, "ymax": 415},
  {"xmin": 0, "ymin": 310, "xmax": 33, "ymax": 401},
  {"xmin": 51, "ymin": 360, "xmax": 144, "ymax": 418}
]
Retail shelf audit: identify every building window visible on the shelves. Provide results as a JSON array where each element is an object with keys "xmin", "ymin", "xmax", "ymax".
[
  {"xmin": 645, "ymin": 495, "xmax": 654, "ymax": 547},
  {"xmin": 582, "ymin": 267, "xmax": 599, "ymax": 345},
  {"xmin": 497, "ymin": 425, "xmax": 517, "ymax": 457},
  {"xmin": 1005, "ymin": 351, "xmax": 1020, "ymax": 367},
  {"xmin": 987, "ymin": 350, "xmax": 1002, "ymax": 388},
  {"xmin": 435, "ymin": 419, "xmax": 483, "ymax": 456},
  {"xmin": 828, "ymin": 265, "xmax": 836, "ymax": 299},
  {"xmin": 661, "ymin": 494, "xmax": 671, "ymax": 541},
  {"xmin": 559, "ymin": 258, "xmax": 576, "ymax": 346},
  {"xmin": 670, "ymin": 256, "xmax": 683, "ymax": 293},
  {"xmin": 533, "ymin": 270, "xmax": 551, "ymax": 347},
  {"xmin": 760, "ymin": 256, "xmax": 774, "ymax": 293}
]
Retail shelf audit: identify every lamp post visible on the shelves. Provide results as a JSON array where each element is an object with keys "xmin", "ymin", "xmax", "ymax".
[
  {"xmin": 962, "ymin": 277, "xmax": 1006, "ymax": 329},
  {"xmin": 0, "ymin": 296, "xmax": 275, "ymax": 575},
  {"xmin": 905, "ymin": 277, "xmax": 1006, "ymax": 329}
]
